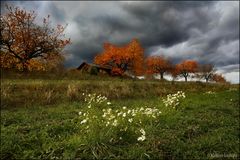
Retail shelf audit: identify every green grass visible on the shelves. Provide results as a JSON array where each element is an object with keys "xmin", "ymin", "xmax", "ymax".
[
  {"xmin": 1, "ymin": 78, "xmax": 232, "ymax": 108},
  {"xmin": 1, "ymin": 78, "xmax": 239, "ymax": 159}
]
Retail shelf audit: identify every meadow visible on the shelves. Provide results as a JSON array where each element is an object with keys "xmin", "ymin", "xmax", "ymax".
[{"xmin": 1, "ymin": 75, "xmax": 239, "ymax": 159}]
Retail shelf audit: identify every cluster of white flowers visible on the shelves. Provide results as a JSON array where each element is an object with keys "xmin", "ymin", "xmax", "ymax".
[
  {"xmin": 228, "ymin": 88, "xmax": 237, "ymax": 91},
  {"xmin": 78, "ymin": 106, "xmax": 156, "ymax": 141},
  {"xmin": 78, "ymin": 111, "xmax": 90, "ymax": 124},
  {"xmin": 78, "ymin": 92, "xmax": 165, "ymax": 142},
  {"xmin": 83, "ymin": 93, "xmax": 111, "ymax": 108},
  {"xmin": 205, "ymin": 91, "xmax": 215, "ymax": 94},
  {"xmin": 78, "ymin": 96, "xmax": 162, "ymax": 142},
  {"xmin": 137, "ymin": 128, "xmax": 146, "ymax": 141},
  {"xmin": 101, "ymin": 106, "xmax": 162, "ymax": 127},
  {"xmin": 162, "ymin": 91, "xmax": 186, "ymax": 108}
]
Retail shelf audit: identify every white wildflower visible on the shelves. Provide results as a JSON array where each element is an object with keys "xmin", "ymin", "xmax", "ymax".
[
  {"xmin": 80, "ymin": 119, "xmax": 87, "ymax": 124},
  {"xmin": 140, "ymin": 128, "xmax": 146, "ymax": 135},
  {"xmin": 137, "ymin": 135, "xmax": 146, "ymax": 141},
  {"xmin": 117, "ymin": 112, "xmax": 122, "ymax": 116},
  {"xmin": 137, "ymin": 128, "xmax": 146, "ymax": 141},
  {"xmin": 112, "ymin": 119, "xmax": 118, "ymax": 126},
  {"xmin": 128, "ymin": 118, "xmax": 133, "ymax": 123}
]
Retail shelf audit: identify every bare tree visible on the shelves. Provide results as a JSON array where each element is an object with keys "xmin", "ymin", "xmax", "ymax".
[{"xmin": 198, "ymin": 64, "xmax": 215, "ymax": 82}]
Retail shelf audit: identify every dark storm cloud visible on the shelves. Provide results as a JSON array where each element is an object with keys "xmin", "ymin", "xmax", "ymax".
[
  {"xmin": 69, "ymin": 43, "xmax": 101, "ymax": 62},
  {"xmin": 120, "ymin": 1, "xmax": 217, "ymax": 47},
  {"xmin": 218, "ymin": 64, "xmax": 240, "ymax": 73},
  {"xmin": 47, "ymin": 3, "xmax": 66, "ymax": 23}
]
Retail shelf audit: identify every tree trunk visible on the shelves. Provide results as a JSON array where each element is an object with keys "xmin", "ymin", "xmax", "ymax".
[
  {"xmin": 21, "ymin": 60, "xmax": 28, "ymax": 72},
  {"xmin": 160, "ymin": 73, "xmax": 164, "ymax": 80},
  {"xmin": 184, "ymin": 76, "xmax": 187, "ymax": 82}
]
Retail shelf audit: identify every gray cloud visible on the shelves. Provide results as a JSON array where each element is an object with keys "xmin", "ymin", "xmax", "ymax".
[{"xmin": 1, "ymin": 1, "xmax": 239, "ymax": 83}]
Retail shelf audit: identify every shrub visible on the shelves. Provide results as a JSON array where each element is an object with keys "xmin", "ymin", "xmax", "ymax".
[{"xmin": 67, "ymin": 84, "xmax": 78, "ymax": 101}]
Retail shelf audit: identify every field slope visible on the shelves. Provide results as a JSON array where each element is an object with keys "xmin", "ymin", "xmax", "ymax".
[{"xmin": 1, "ymin": 79, "xmax": 239, "ymax": 159}]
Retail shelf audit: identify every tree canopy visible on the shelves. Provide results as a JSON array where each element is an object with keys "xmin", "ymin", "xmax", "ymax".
[
  {"xmin": 175, "ymin": 60, "xmax": 198, "ymax": 82},
  {"xmin": 94, "ymin": 39, "xmax": 144, "ymax": 76},
  {"xmin": 0, "ymin": 5, "xmax": 70, "ymax": 71},
  {"xmin": 146, "ymin": 56, "xmax": 172, "ymax": 80}
]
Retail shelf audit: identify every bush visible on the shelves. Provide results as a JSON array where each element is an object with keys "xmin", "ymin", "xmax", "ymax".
[{"xmin": 90, "ymin": 67, "xmax": 99, "ymax": 75}]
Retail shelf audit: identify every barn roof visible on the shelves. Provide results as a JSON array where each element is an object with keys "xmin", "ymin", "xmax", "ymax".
[
  {"xmin": 77, "ymin": 62, "xmax": 111, "ymax": 70},
  {"xmin": 77, "ymin": 62, "xmax": 89, "ymax": 70}
]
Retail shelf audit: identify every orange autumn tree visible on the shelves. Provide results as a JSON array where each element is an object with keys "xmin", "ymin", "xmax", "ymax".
[
  {"xmin": 175, "ymin": 60, "xmax": 198, "ymax": 82},
  {"xmin": 169, "ymin": 64, "xmax": 179, "ymax": 81},
  {"xmin": 212, "ymin": 73, "xmax": 227, "ymax": 83},
  {"xmin": 146, "ymin": 55, "xmax": 172, "ymax": 80},
  {"xmin": 0, "ymin": 5, "xmax": 70, "ymax": 71},
  {"xmin": 0, "ymin": 50, "xmax": 64, "ymax": 71},
  {"xmin": 94, "ymin": 39, "xmax": 144, "ymax": 76},
  {"xmin": 0, "ymin": 51, "xmax": 45, "ymax": 71}
]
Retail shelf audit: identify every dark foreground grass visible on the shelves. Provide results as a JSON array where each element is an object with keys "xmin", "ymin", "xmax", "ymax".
[{"xmin": 1, "ymin": 87, "xmax": 239, "ymax": 159}]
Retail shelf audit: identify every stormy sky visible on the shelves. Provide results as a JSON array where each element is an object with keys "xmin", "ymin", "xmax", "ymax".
[{"xmin": 1, "ymin": 1, "xmax": 239, "ymax": 83}]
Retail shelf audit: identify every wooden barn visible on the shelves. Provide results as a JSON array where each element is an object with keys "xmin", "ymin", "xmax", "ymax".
[{"xmin": 77, "ymin": 62, "xmax": 112, "ymax": 75}]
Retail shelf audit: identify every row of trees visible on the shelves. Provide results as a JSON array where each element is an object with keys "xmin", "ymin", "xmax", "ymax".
[
  {"xmin": 94, "ymin": 39, "xmax": 227, "ymax": 83},
  {"xmin": 146, "ymin": 56, "xmax": 226, "ymax": 83}
]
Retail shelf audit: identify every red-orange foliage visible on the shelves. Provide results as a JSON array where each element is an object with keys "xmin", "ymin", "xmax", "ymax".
[
  {"xmin": 175, "ymin": 60, "xmax": 198, "ymax": 81},
  {"xmin": 0, "ymin": 50, "xmax": 64, "ymax": 71},
  {"xmin": 212, "ymin": 73, "xmax": 227, "ymax": 83},
  {"xmin": 111, "ymin": 68, "xmax": 124, "ymax": 76},
  {"xmin": 169, "ymin": 65, "xmax": 179, "ymax": 80},
  {"xmin": 94, "ymin": 39, "xmax": 144, "ymax": 76},
  {"xmin": 146, "ymin": 56, "xmax": 172, "ymax": 80},
  {"xmin": 0, "ymin": 5, "xmax": 70, "ymax": 71}
]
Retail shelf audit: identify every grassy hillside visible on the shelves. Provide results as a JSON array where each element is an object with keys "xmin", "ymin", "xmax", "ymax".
[
  {"xmin": 1, "ymin": 78, "xmax": 233, "ymax": 108},
  {"xmin": 1, "ymin": 77, "xmax": 239, "ymax": 159}
]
